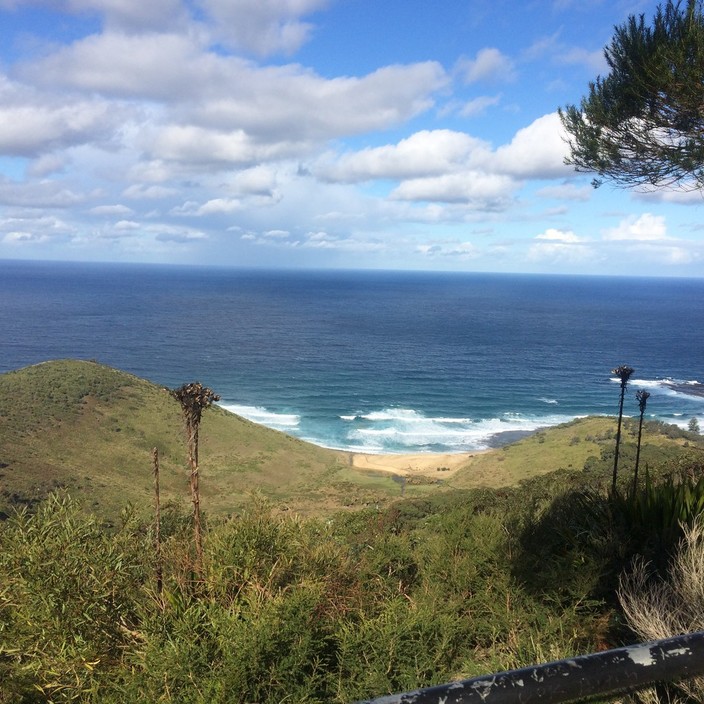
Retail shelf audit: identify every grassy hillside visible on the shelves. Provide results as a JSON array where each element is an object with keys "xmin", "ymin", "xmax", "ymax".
[
  {"xmin": 0, "ymin": 360, "xmax": 352, "ymax": 518},
  {"xmin": 1, "ymin": 359, "xmax": 701, "ymax": 520},
  {"xmin": 2, "ymin": 361, "xmax": 704, "ymax": 702}
]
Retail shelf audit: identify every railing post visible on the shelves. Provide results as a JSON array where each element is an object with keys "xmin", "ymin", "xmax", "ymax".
[{"xmin": 355, "ymin": 631, "xmax": 704, "ymax": 704}]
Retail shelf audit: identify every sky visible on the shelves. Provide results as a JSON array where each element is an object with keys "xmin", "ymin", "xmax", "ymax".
[{"xmin": 0, "ymin": 0, "xmax": 702, "ymax": 276}]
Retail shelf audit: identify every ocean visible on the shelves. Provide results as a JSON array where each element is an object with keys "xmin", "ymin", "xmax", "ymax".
[{"xmin": 2, "ymin": 260, "xmax": 703, "ymax": 454}]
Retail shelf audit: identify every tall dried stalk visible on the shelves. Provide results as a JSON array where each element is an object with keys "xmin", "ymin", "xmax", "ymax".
[
  {"xmin": 152, "ymin": 447, "xmax": 163, "ymax": 604},
  {"xmin": 612, "ymin": 365, "xmax": 635, "ymax": 494},
  {"xmin": 633, "ymin": 390, "xmax": 651, "ymax": 495},
  {"xmin": 171, "ymin": 382, "xmax": 220, "ymax": 580}
]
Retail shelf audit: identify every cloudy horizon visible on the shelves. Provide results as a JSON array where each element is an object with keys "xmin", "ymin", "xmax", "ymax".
[{"xmin": 0, "ymin": 0, "xmax": 702, "ymax": 277}]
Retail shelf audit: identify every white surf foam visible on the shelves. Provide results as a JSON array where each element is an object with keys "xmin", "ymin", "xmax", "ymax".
[
  {"xmin": 622, "ymin": 378, "xmax": 704, "ymax": 402},
  {"xmin": 346, "ymin": 407, "xmax": 578, "ymax": 452},
  {"xmin": 219, "ymin": 403, "xmax": 301, "ymax": 429}
]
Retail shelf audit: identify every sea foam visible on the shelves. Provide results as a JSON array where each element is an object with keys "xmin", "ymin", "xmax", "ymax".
[
  {"xmin": 341, "ymin": 407, "xmax": 577, "ymax": 453},
  {"xmin": 219, "ymin": 403, "xmax": 301, "ymax": 430}
]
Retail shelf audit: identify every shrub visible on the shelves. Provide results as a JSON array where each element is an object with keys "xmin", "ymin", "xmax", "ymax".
[
  {"xmin": 619, "ymin": 517, "xmax": 704, "ymax": 702},
  {"xmin": 0, "ymin": 494, "xmax": 149, "ymax": 701}
]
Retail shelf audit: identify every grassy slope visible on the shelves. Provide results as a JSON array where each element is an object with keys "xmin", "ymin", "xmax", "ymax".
[{"xmin": 1, "ymin": 359, "xmax": 700, "ymax": 519}]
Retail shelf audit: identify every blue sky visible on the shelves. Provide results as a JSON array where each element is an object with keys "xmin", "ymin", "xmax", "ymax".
[{"xmin": 0, "ymin": 0, "xmax": 702, "ymax": 276}]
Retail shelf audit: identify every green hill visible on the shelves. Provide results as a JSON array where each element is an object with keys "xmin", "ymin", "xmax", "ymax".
[
  {"xmin": 0, "ymin": 360, "xmax": 358, "ymax": 518},
  {"xmin": 1, "ymin": 359, "xmax": 700, "ymax": 520}
]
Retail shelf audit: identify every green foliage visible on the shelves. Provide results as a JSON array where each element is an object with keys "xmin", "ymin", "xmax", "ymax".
[
  {"xmin": 560, "ymin": 0, "xmax": 704, "ymax": 190},
  {"xmin": 0, "ymin": 494, "xmax": 150, "ymax": 701},
  {"xmin": 615, "ymin": 470, "xmax": 704, "ymax": 558},
  {"xmin": 0, "ymin": 489, "xmax": 610, "ymax": 703}
]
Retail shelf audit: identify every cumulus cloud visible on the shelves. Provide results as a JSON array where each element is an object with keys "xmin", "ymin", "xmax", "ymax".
[
  {"xmin": 19, "ymin": 32, "xmax": 213, "ymax": 100},
  {"xmin": 0, "ymin": 213, "xmax": 74, "ymax": 244},
  {"xmin": 153, "ymin": 225, "xmax": 207, "ymax": 243},
  {"xmin": 23, "ymin": 33, "xmax": 446, "ymax": 142},
  {"xmin": 315, "ymin": 130, "xmax": 489, "ymax": 183},
  {"xmin": 598, "ymin": 213, "xmax": 699, "ymax": 266},
  {"xmin": 0, "ymin": 179, "xmax": 84, "ymax": 208},
  {"xmin": 200, "ymin": 0, "xmax": 329, "ymax": 56},
  {"xmin": 457, "ymin": 95, "xmax": 502, "ymax": 117},
  {"xmin": 122, "ymin": 184, "xmax": 177, "ymax": 199},
  {"xmin": 314, "ymin": 114, "xmax": 576, "ymax": 210},
  {"xmin": 0, "ymin": 76, "xmax": 120, "ymax": 156},
  {"xmin": 602, "ymin": 213, "xmax": 669, "ymax": 241},
  {"xmin": 457, "ymin": 48, "xmax": 516, "ymax": 84},
  {"xmin": 536, "ymin": 182, "xmax": 592, "ymax": 201},
  {"xmin": 492, "ymin": 113, "xmax": 571, "ymax": 179},
  {"xmin": 416, "ymin": 241, "xmax": 479, "ymax": 259},
  {"xmin": 2, "ymin": 230, "xmax": 46, "ymax": 243},
  {"xmin": 529, "ymin": 227, "xmax": 596, "ymax": 264},
  {"xmin": 557, "ymin": 46, "xmax": 607, "ymax": 73},
  {"xmin": 314, "ymin": 114, "xmax": 576, "ymax": 211},
  {"xmin": 66, "ymin": 0, "xmax": 189, "ymax": 32},
  {"xmin": 536, "ymin": 228, "xmax": 583, "ymax": 242},
  {"xmin": 391, "ymin": 172, "xmax": 516, "ymax": 209},
  {"xmin": 89, "ymin": 204, "xmax": 134, "ymax": 215}
]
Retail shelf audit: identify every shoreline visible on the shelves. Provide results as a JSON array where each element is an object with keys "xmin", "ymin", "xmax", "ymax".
[{"xmin": 349, "ymin": 450, "xmax": 491, "ymax": 477}]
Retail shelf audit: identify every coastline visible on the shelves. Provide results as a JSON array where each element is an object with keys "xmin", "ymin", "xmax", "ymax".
[{"xmin": 350, "ymin": 450, "xmax": 490, "ymax": 477}]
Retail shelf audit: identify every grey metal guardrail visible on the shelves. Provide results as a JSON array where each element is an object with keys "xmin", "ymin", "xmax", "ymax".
[{"xmin": 355, "ymin": 631, "xmax": 704, "ymax": 704}]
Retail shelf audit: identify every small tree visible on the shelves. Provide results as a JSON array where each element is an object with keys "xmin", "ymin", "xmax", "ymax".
[
  {"xmin": 612, "ymin": 365, "xmax": 635, "ymax": 494},
  {"xmin": 560, "ymin": 0, "xmax": 704, "ymax": 190},
  {"xmin": 633, "ymin": 390, "xmax": 651, "ymax": 494},
  {"xmin": 689, "ymin": 417, "xmax": 701, "ymax": 434},
  {"xmin": 171, "ymin": 382, "xmax": 220, "ymax": 580}
]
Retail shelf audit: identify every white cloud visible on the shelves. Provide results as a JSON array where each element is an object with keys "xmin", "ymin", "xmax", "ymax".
[
  {"xmin": 0, "ymin": 178, "xmax": 84, "ymax": 207},
  {"xmin": 23, "ymin": 33, "xmax": 446, "ymax": 142},
  {"xmin": 2, "ymin": 230, "xmax": 46, "ymax": 243},
  {"xmin": 416, "ymin": 241, "xmax": 480, "ymax": 259},
  {"xmin": 144, "ymin": 125, "xmax": 300, "ymax": 167},
  {"xmin": 457, "ymin": 48, "xmax": 516, "ymax": 84},
  {"xmin": 528, "ymin": 226, "xmax": 596, "ymax": 264},
  {"xmin": 0, "ymin": 213, "xmax": 74, "ymax": 244},
  {"xmin": 536, "ymin": 227, "xmax": 583, "ymax": 242},
  {"xmin": 635, "ymin": 189, "xmax": 704, "ymax": 205},
  {"xmin": 536, "ymin": 182, "xmax": 592, "ymax": 201},
  {"xmin": 557, "ymin": 46, "xmax": 607, "ymax": 74},
  {"xmin": 229, "ymin": 165, "xmax": 279, "ymax": 196},
  {"xmin": 200, "ymin": 0, "xmax": 329, "ymax": 56},
  {"xmin": 457, "ymin": 95, "xmax": 501, "ymax": 117},
  {"xmin": 123, "ymin": 184, "xmax": 177, "ymax": 199},
  {"xmin": 602, "ymin": 213, "xmax": 669, "ymax": 241},
  {"xmin": 391, "ymin": 172, "xmax": 516, "ymax": 208},
  {"xmin": 492, "ymin": 113, "xmax": 571, "ymax": 179},
  {"xmin": 152, "ymin": 225, "xmax": 207, "ymax": 243},
  {"xmin": 114, "ymin": 219, "xmax": 140, "ymax": 230},
  {"xmin": 19, "ymin": 32, "xmax": 211, "ymax": 100},
  {"xmin": 28, "ymin": 154, "xmax": 67, "ymax": 177},
  {"xmin": 195, "ymin": 198, "xmax": 243, "ymax": 215},
  {"xmin": 315, "ymin": 130, "xmax": 489, "ymax": 183},
  {"xmin": 263, "ymin": 229, "xmax": 290, "ymax": 238},
  {"xmin": 66, "ymin": 0, "xmax": 189, "ymax": 32},
  {"xmin": 89, "ymin": 204, "xmax": 134, "ymax": 215},
  {"xmin": 0, "ymin": 76, "xmax": 120, "ymax": 156}
]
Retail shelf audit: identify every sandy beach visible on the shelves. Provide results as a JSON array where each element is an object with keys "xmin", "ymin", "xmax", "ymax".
[{"xmin": 350, "ymin": 451, "xmax": 487, "ymax": 477}]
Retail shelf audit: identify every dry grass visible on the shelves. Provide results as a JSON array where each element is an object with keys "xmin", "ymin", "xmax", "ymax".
[{"xmin": 618, "ymin": 517, "xmax": 704, "ymax": 703}]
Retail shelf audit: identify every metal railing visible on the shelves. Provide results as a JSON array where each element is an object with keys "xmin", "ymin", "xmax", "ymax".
[{"xmin": 355, "ymin": 631, "xmax": 704, "ymax": 704}]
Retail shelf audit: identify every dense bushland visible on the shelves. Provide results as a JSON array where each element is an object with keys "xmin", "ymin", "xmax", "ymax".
[
  {"xmin": 1, "ymin": 419, "xmax": 703, "ymax": 702},
  {"xmin": 0, "ymin": 481, "xmax": 613, "ymax": 703}
]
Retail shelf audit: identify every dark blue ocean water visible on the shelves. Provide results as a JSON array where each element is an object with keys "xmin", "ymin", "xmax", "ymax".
[{"xmin": 2, "ymin": 260, "xmax": 703, "ymax": 453}]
